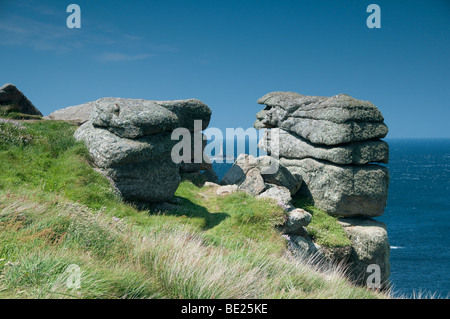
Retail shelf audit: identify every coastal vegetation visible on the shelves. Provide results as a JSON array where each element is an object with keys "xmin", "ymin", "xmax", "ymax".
[{"xmin": 0, "ymin": 120, "xmax": 386, "ymax": 298}]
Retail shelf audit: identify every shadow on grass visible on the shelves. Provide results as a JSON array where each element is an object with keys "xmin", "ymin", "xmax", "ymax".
[
  {"xmin": 146, "ymin": 197, "xmax": 230, "ymax": 230},
  {"xmin": 291, "ymin": 194, "xmax": 315, "ymax": 210}
]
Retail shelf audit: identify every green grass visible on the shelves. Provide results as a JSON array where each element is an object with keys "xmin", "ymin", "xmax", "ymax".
[
  {"xmin": 0, "ymin": 120, "xmax": 387, "ymax": 299},
  {"xmin": 0, "ymin": 106, "xmax": 43, "ymax": 120},
  {"xmin": 291, "ymin": 196, "xmax": 352, "ymax": 248}
]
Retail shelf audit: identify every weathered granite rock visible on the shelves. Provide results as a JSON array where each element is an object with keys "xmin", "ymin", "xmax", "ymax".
[
  {"xmin": 103, "ymin": 159, "xmax": 180, "ymax": 202},
  {"xmin": 282, "ymin": 208, "xmax": 312, "ymax": 235},
  {"xmin": 177, "ymin": 132, "xmax": 212, "ymax": 173},
  {"xmin": 179, "ymin": 161, "xmax": 212, "ymax": 172},
  {"xmin": 74, "ymin": 122, "xmax": 176, "ymax": 168},
  {"xmin": 281, "ymin": 118, "xmax": 388, "ymax": 146},
  {"xmin": 280, "ymin": 157, "xmax": 389, "ymax": 217},
  {"xmin": 180, "ymin": 169, "xmax": 219, "ymax": 186},
  {"xmin": 91, "ymin": 97, "xmax": 211, "ymax": 138},
  {"xmin": 320, "ymin": 245, "xmax": 353, "ymax": 266},
  {"xmin": 216, "ymin": 184, "xmax": 238, "ymax": 196},
  {"xmin": 255, "ymin": 91, "xmax": 391, "ymax": 287},
  {"xmin": 257, "ymin": 92, "xmax": 384, "ymax": 123},
  {"xmin": 238, "ymin": 168, "xmax": 266, "ymax": 196},
  {"xmin": 255, "ymin": 92, "xmax": 388, "ymax": 146},
  {"xmin": 75, "ymin": 97, "xmax": 212, "ymax": 203},
  {"xmin": 339, "ymin": 217, "xmax": 390, "ymax": 288},
  {"xmin": 257, "ymin": 91, "xmax": 312, "ymax": 112},
  {"xmin": 200, "ymin": 169, "xmax": 220, "ymax": 184},
  {"xmin": 75, "ymin": 122, "xmax": 180, "ymax": 202},
  {"xmin": 156, "ymin": 99, "xmax": 212, "ymax": 132},
  {"xmin": 204, "ymin": 181, "xmax": 220, "ymax": 188},
  {"xmin": 287, "ymin": 235, "xmax": 324, "ymax": 260},
  {"xmin": 220, "ymin": 154, "xmax": 258, "ymax": 185},
  {"xmin": 257, "ymin": 156, "xmax": 302, "ymax": 194},
  {"xmin": 260, "ymin": 128, "xmax": 389, "ymax": 165},
  {"xmin": 221, "ymin": 154, "xmax": 301, "ymax": 195},
  {"xmin": 44, "ymin": 101, "xmax": 95, "ymax": 125},
  {"xmin": 257, "ymin": 185, "xmax": 292, "ymax": 206},
  {"xmin": 0, "ymin": 83, "xmax": 42, "ymax": 117}
]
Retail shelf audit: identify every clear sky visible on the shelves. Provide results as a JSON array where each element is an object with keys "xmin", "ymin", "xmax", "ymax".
[{"xmin": 0, "ymin": 0, "xmax": 449, "ymax": 138}]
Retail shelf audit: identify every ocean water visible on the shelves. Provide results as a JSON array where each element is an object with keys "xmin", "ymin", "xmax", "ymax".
[
  {"xmin": 211, "ymin": 139, "xmax": 450, "ymax": 298},
  {"xmin": 378, "ymin": 139, "xmax": 450, "ymax": 298}
]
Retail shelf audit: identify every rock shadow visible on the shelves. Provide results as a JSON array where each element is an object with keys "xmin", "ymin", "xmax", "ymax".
[{"xmin": 137, "ymin": 198, "xmax": 230, "ymax": 230}]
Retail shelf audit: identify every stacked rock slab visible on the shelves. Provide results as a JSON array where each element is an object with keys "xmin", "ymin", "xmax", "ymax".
[
  {"xmin": 75, "ymin": 97, "xmax": 212, "ymax": 203},
  {"xmin": 256, "ymin": 91, "xmax": 390, "ymax": 217},
  {"xmin": 255, "ymin": 91, "xmax": 391, "ymax": 288}
]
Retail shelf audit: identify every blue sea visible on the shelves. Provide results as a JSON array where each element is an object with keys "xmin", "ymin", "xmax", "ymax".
[{"xmin": 211, "ymin": 139, "xmax": 450, "ymax": 298}]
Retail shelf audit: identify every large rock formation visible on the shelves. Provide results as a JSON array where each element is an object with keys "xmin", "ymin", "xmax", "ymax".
[
  {"xmin": 75, "ymin": 97, "xmax": 212, "ymax": 203},
  {"xmin": 256, "ymin": 91, "xmax": 389, "ymax": 218},
  {"xmin": 0, "ymin": 83, "xmax": 42, "ymax": 117},
  {"xmin": 253, "ymin": 91, "xmax": 391, "ymax": 289}
]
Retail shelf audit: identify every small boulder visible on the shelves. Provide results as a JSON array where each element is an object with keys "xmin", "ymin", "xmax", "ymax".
[
  {"xmin": 221, "ymin": 154, "xmax": 258, "ymax": 185},
  {"xmin": 287, "ymin": 235, "xmax": 324, "ymax": 260},
  {"xmin": 339, "ymin": 217, "xmax": 390, "ymax": 288},
  {"xmin": 238, "ymin": 168, "xmax": 266, "ymax": 196},
  {"xmin": 257, "ymin": 185, "xmax": 292, "ymax": 206},
  {"xmin": 221, "ymin": 154, "xmax": 301, "ymax": 195},
  {"xmin": 216, "ymin": 185, "xmax": 238, "ymax": 196},
  {"xmin": 283, "ymin": 208, "xmax": 312, "ymax": 234}
]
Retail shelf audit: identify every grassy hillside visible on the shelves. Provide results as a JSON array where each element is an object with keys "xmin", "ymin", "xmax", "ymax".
[{"xmin": 0, "ymin": 119, "xmax": 387, "ymax": 299}]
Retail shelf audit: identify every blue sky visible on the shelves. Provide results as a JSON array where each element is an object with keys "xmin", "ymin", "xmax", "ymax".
[{"xmin": 0, "ymin": 0, "xmax": 449, "ymax": 138}]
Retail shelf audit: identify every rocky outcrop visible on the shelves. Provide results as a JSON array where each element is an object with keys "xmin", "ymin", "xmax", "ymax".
[
  {"xmin": 339, "ymin": 218, "xmax": 390, "ymax": 289},
  {"xmin": 44, "ymin": 101, "xmax": 95, "ymax": 125},
  {"xmin": 91, "ymin": 98, "xmax": 211, "ymax": 138},
  {"xmin": 256, "ymin": 91, "xmax": 390, "ymax": 218},
  {"xmin": 221, "ymin": 154, "xmax": 301, "ymax": 199},
  {"xmin": 254, "ymin": 91, "xmax": 391, "ymax": 289},
  {"xmin": 46, "ymin": 96, "xmax": 213, "ymax": 129},
  {"xmin": 75, "ymin": 97, "xmax": 212, "ymax": 203},
  {"xmin": 0, "ymin": 83, "xmax": 42, "ymax": 117}
]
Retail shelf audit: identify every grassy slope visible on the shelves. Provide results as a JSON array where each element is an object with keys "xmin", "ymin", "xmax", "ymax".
[{"xmin": 0, "ymin": 120, "xmax": 386, "ymax": 299}]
